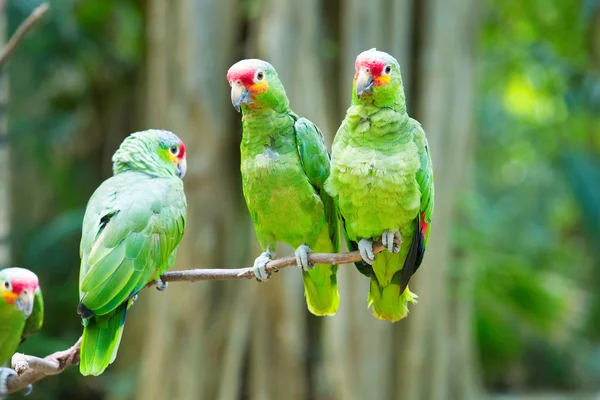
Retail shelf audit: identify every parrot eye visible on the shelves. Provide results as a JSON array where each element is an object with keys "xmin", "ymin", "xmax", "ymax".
[
  {"xmin": 3, "ymin": 280, "xmax": 11, "ymax": 291},
  {"xmin": 255, "ymin": 71, "xmax": 264, "ymax": 82},
  {"xmin": 169, "ymin": 145, "xmax": 179, "ymax": 157},
  {"xmin": 383, "ymin": 65, "xmax": 392, "ymax": 75}
]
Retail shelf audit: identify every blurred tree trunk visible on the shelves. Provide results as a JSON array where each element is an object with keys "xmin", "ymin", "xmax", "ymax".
[
  {"xmin": 132, "ymin": 1, "xmax": 251, "ymax": 399},
  {"xmin": 0, "ymin": 2, "xmax": 9, "ymax": 268},
  {"xmin": 402, "ymin": 0, "xmax": 480, "ymax": 399}
]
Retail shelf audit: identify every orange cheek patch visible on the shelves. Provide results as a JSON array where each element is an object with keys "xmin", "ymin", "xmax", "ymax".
[
  {"xmin": 249, "ymin": 80, "xmax": 269, "ymax": 94},
  {"xmin": 2, "ymin": 291, "xmax": 17, "ymax": 304},
  {"xmin": 375, "ymin": 76, "xmax": 390, "ymax": 86}
]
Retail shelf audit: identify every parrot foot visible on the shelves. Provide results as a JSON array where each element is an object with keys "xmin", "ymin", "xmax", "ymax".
[
  {"xmin": 295, "ymin": 244, "xmax": 314, "ymax": 271},
  {"xmin": 382, "ymin": 229, "xmax": 401, "ymax": 254},
  {"xmin": 0, "ymin": 367, "xmax": 17, "ymax": 397},
  {"xmin": 156, "ymin": 278, "xmax": 168, "ymax": 291},
  {"xmin": 253, "ymin": 251, "xmax": 274, "ymax": 282},
  {"xmin": 358, "ymin": 239, "xmax": 375, "ymax": 265}
]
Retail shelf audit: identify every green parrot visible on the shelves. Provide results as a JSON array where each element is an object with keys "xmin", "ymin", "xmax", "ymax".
[
  {"xmin": 78, "ymin": 129, "xmax": 187, "ymax": 376},
  {"xmin": 326, "ymin": 49, "xmax": 434, "ymax": 322},
  {"xmin": 227, "ymin": 59, "xmax": 340, "ymax": 316},
  {"xmin": 0, "ymin": 268, "xmax": 43, "ymax": 396}
]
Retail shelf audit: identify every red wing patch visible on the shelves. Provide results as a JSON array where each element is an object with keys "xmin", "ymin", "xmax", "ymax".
[{"xmin": 420, "ymin": 212, "xmax": 428, "ymax": 237}]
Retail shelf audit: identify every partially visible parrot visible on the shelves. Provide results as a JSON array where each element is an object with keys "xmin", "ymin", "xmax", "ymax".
[
  {"xmin": 326, "ymin": 49, "xmax": 434, "ymax": 322},
  {"xmin": 227, "ymin": 59, "xmax": 340, "ymax": 316},
  {"xmin": 78, "ymin": 129, "xmax": 187, "ymax": 376},
  {"xmin": 0, "ymin": 268, "xmax": 43, "ymax": 396}
]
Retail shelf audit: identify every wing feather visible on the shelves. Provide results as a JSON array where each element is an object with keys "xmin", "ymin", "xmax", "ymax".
[
  {"xmin": 79, "ymin": 172, "xmax": 186, "ymax": 317},
  {"xmin": 293, "ymin": 117, "xmax": 340, "ymax": 252}
]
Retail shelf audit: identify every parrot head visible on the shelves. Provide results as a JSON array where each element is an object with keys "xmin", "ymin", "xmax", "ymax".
[
  {"xmin": 353, "ymin": 48, "xmax": 404, "ymax": 107},
  {"xmin": 0, "ymin": 268, "xmax": 39, "ymax": 318},
  {"xmin": 112, "ymin": 129, "xmax": 187, "ymax": 179},
  {"xmin": 227, "ymin": 59, "xmax": 289, "ymax": 113}
]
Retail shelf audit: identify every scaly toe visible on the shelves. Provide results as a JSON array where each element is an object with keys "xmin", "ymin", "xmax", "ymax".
[
  {"xmin": 392, "ymin": 231, "xmax": 402, "ymax": 254},
  {"xmin": 358, "ymin": 239, "xmax": 375, "ymax": 265},
  {"xmin": 0, "ymin": 367, "xmax": 17, "ymax": 397},
  {"xmin": 382, "ymin": 230, "xmax": 396, "ymax": 253},
  {"xmin": 253, "ymin": 252, "xmax": 273, "ymax": 282},
  {"xmin": 295, "ymin": 244, "xmax": 314, "ymax": 271},
  {"xmin": 156, "ymin": 278, "xmax": 168, "ymax": 291}
]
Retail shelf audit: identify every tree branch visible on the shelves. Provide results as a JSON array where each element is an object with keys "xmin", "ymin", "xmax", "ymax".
[
  {"xmin": 7, "ymin": 338, "xmax": 81, "ymax": 394},
  {"xmin": 6, "ymin": 240, "xmax": 385, "ymax": 394},
  {"xmin": 150, "ymin": 239, "xmax": 384, "ymax": 284},
  {"xmin": 0, "ymin": 3, "xmax": 50, "ymax": 68}
]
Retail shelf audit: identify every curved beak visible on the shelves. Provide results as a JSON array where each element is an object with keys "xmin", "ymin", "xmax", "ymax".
[
  {"xmin": 231, "ymin": 84, "xmax": 251, "ymax": 112},
  {"xmin": 15, "ymin": 290, "xmax": 34, "ymax": 318},
  {"xmin": 176, "ymin": 158, "xmax": 187, "ymax": 179},
  {"xmin": 356, "ymin": 69, "xmax": 374, "ymax": 100}
]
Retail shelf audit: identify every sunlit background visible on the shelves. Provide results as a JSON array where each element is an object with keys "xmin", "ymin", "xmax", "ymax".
[{"xmin": 2, "ymin": 0, "xmax": 599, "ymax": 399}]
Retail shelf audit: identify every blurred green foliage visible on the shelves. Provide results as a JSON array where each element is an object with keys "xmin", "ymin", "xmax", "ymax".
[{"xmin": 461, "ymin": 0, "xmax": 600, "ymax": 392}]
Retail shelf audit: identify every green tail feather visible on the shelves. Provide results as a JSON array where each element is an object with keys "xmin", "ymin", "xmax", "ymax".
[
  {"xmin": 302, "ymin": 264, "xmax": 340, "ymax": 316},
  {"xmin": 80, "ymin": 303, "xmax": 127, "ymax": 376},
  {"xmin": 367, "ymin": 252, "xmax": 418, "ymax": 322}
]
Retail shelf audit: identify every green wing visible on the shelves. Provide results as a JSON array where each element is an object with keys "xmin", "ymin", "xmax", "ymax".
[
  {"xmin": 414, "ymin": 121, "xmax": 434, "ymax": 246},
  {"xmin": 78, "ymin": 172, "xmax": 186, "ymax": 317},
  {"xmin": 21, "ymin": 287, "xmax": 43, "ymax": 342},
  {"xmin": 410, "ymin": 120, "xmax": 434, "ymax": 277},
  {"xmin": 293, "ymin": 116, "xmax": 340, "ymax": 252}
]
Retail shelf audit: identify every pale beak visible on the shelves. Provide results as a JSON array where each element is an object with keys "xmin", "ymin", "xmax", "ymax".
[
  {"xmin": 177, "ymin": 158, "xmax": 187, "ymax": 179},
  {"xmin": 356, "ymin": 69, "xmax": 374, "ymax": 99},
  {"xmin": 231, "ymin": 84, "xmax": 251, "ymax": 112},
  {"xmin": 15, "ymin": 290, "xmax": 34, "ymax": 318}
]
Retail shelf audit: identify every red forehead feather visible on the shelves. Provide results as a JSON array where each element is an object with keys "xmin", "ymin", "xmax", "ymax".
[
  {"xmin": 355, "ymin": 56, "xmax": 386, "ymax": 77},
  {"xmin": 178, "ymin": 140, "xmax": 186, "ymax": 160},
  {"xmin": 11, "ymin": 276, "xmax": 39, "ymax": 294},
  {"xmin": 227, "ymin": 65, "xmax": 256, "ymax": 87}
]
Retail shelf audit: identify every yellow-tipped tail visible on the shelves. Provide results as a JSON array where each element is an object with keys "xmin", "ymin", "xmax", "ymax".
[
  {"xmin": 302, "ymin": 264, "xmax": 340, "ymax": 316},
  {"xmin": 368, "ymin": 278, "xmax": 418, "ymax": 322}
]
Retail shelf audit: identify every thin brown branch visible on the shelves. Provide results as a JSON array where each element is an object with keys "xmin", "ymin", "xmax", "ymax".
[
  {"xmin": 7, "ymin": 338, "xmax": 81, "ymax": 395},
  {"xmin": 0, "ymin": 3, "xmax": 50, "ymax": 68},
  {"xmin": 150, "ymin": 239, "xmax": 384, "ymax": 284},
  {"xmin": 5, "ymin": 241, "xmax": 385, "ymax": 393}
]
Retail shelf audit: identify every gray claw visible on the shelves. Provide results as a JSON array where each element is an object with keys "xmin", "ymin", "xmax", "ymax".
[
  {"xmin": 382, "ymin": 229, "xmax": 402, "ymax": 254},
  {"xmin": 358, "ymin": 238, "xmax": 375, "ymax": 265},
  {"xmin": 156, "ymin": 278, "xmax": 168, "ymax": 291},
  {"xmin": 253, "ymin": 251, "xmax": 274, "ymax": 282},
  {"xmin": 0, "ymin": 367, "xmax": 17, "ymax": 397},
  {"xmin": 295, "ymin": 244, "xmax": 314, "ymax": 271},
  {"xmin": 24, "ymin": 383, "xmax": 33, "ymax": 396}
]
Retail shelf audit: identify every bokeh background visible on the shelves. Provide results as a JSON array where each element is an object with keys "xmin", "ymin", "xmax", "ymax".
[{"xmin": 1, "ymin": 0, "xmax": 599, "ymax": 399}]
